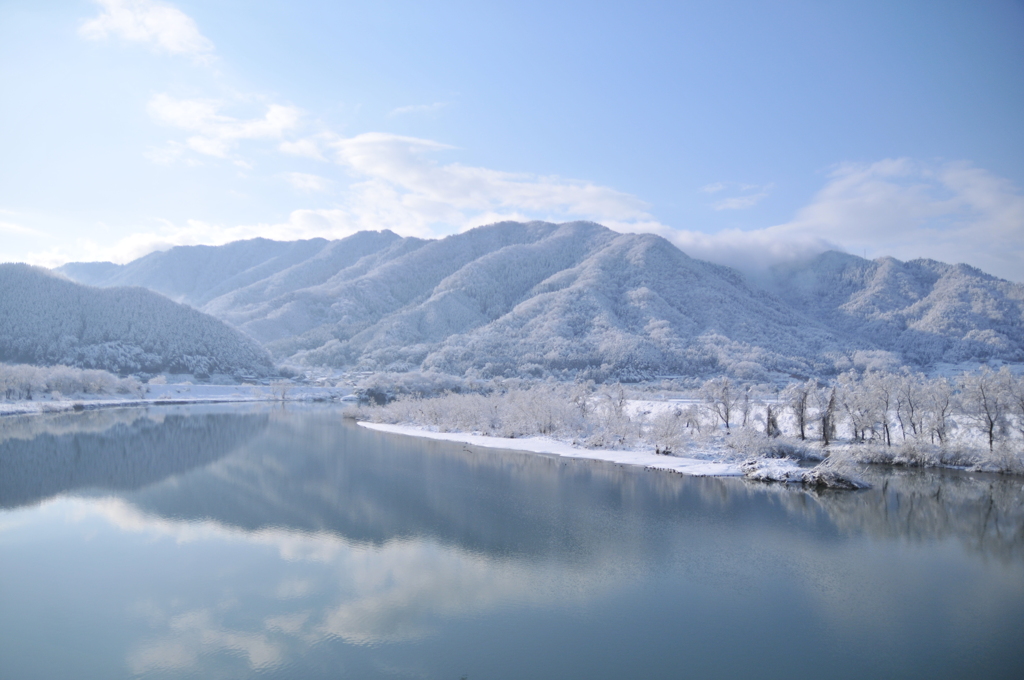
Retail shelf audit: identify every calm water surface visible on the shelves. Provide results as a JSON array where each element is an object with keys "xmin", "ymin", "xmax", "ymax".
[{"xmin": 1, "ymin": 404, "xmax": 1022, "ymax": 679}]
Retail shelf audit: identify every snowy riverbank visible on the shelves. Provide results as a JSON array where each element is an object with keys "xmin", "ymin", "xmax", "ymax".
[
  {"xmin": 0, "ymin": 383, "xmax": 348, "ymax": 418},
  {"xmin": 358, "ymin": 421, "xmax": 744, "ymax": 476}
]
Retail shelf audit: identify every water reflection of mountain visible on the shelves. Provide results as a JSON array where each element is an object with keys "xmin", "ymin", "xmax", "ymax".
[
  {"xmin": 0, "ymin": 408, "xmax": 269, "ymax": 509},
  {"xmin": 123, "ymin": 411, "xmax": 1024, "ymax": 563}
]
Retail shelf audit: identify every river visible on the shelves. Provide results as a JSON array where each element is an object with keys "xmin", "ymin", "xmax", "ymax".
[{"xmin": 1, "ymin": 403, "xmax": 1022, "ymax": 679}]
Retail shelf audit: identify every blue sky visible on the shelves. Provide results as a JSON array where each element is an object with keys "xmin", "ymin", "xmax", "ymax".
[{"xmin": 1, "ymin": 0, "xmax": 1022, "ymax": 280}]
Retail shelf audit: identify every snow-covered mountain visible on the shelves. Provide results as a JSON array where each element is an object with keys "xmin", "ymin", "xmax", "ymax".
[
  {"xmin": 54, "ymin": 221, "xmax": 1024, "ymax": 380},
  {"xmin": 1, "ymin": 264, "xmax": 275, "ymax": 377},
  {"xmin": 763, "ymin": 251, "xmax": 1024, "ymax": 366}
]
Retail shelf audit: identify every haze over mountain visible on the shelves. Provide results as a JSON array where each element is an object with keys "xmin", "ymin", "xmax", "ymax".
[
  {"xmin": 56, "ymin": 221, "xmax": 1024, "ymax": 381},
  {"xmin": 0, "ymin": 264, "xmax": 275, "ymax": 378}
]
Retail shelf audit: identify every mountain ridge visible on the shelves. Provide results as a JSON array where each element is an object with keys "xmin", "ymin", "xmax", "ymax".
[{"xmin": 54, "ymin": 221, "xmax": 1024, "ymax": 380}]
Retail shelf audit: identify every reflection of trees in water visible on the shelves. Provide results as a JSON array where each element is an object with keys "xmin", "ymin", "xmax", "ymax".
[
  {"xmin": 0, "ymin": 409, "xmax": 269, "ymax": 509},
  {"xmin": 131, "ymin": 420, "xmax": 671, "ymax": 562},
  {"xmin": 12, "ymin": 407, "xmax": 1018, "ymax": 563},
  {"xmin": 0, "ymin": 408, "xmax": 150, "ymax": 445},
  {"xmin": 791, "ymin": 468, "xmax": 1024, "ymax": 562},
  {"xmin": 125, "ymin": 414, "xmax": 1023, "ymax": 565}
]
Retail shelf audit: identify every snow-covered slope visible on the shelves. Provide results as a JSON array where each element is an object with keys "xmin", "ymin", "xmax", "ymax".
[
  {"xmin": 0, "ymin": 264, "xmax": 275, "ymax": 376},
  {"xmin": 53, "ymin": 221, "xmax": 1024, "ymax": 379},
  {"xmin": 764, "ymin": 251, "xmax": 1024, "ymax": 366}
]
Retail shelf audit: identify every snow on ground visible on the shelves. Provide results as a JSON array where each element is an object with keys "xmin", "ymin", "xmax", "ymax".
[{"xmin": 359, "ymin": 422, "xmax": 745, "ymax": 477}]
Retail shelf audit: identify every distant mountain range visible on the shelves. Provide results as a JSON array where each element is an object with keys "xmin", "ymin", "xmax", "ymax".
[
  {"xmin": 0, "ymin": 264, "xmax": 275, "ymax": 377},
  {"xmin": 54, "ymin": 221, "xmax": 1024, "ymax": 381}
]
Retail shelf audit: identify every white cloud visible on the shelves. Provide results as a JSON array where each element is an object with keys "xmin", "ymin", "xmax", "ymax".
[
  {"xmin": 26, "ymin": 131, "xmax": 669, "ymax": 263},
  {"xmin": 284, "ymin": 172, "xmax": 332, "ymax": 193},
  {"xmin": 324, "ymin": 132, "xmax": 656, "ymax": 226},
  {"xmin": 665, "ymin": 227, "xmax": 840, "ymax": 274},
  {"xmin": 79, "ymin": 0, "xmax": 214, "ymax": 61},
  {"xmin": 388, "ymin": 102, "xmax": 448, "ymax": 117},
  {"xmin": 261, "ymin": 130, "xmax": 667, "ymax": 242},
  {"xmin": 777, "ymin": 159, "xmax": 1024, "ymax": 280},
  {"xmin": 699, "ymin": 182, "xmax": 726, "ymax": 194},
  {"xmin": 670, "ymin": 159, "xmax": 1024, "ymax": 281},
  {"xmin": 148, "ymin": 94, "xmax": 302, "ymax": 159},
  {"xmin": 278, "ymin": 135, "xmax": 330, "ymax": 161}
]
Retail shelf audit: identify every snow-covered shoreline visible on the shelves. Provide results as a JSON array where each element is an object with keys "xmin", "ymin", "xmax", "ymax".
[
  {"xmin": 0, "ymin": 384, "xmax": 347, "ymax": 418},
  {"xmin": 359, "ymin": 421, "xmax": 744, "ymax": 476}
]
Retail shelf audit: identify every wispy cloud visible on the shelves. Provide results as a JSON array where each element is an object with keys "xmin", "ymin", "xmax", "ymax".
[
  {"xmin": 388, "ymin": 102, "xmax": 448, "ymax": 117},
  {"xmin": 702, "ymin": 182, "xmax": 774, "ymax": 210},
  {"xmin": 148, "ymin": 94, "xmax": 301, "ymax": 159},
  {"xmin": 79, "ymin": 0, "xmax": 214, "ymax": 62},
  {"xmin": 713, "ymin": 189, "xmax": 771, "ymax": 211},
  {"xmin": 0, "ymin": 220, "xmax": 43, "ymax": 236}
]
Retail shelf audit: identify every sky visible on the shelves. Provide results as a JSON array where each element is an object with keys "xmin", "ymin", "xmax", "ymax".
[{"xmin": 1, "ymin": 0, "xmax": 1022, "ymax": 281}]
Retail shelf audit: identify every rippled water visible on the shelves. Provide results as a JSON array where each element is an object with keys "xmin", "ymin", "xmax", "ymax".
[{"xmin": 1, "ymin": 404, "xmax": 1022, "ymax": 679}]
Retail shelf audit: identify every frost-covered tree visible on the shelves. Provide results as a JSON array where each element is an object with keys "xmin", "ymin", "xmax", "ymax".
[
  {"xmin": 893, "ymin": 371, "xmax": 926, "ymax": 441},
  {"xmin": 0, "ymin": 363, "xmax": 141, "ymax": 399},
  {"xmin": 816, "ymin": 386, "xmax": 838, "ymax": 446},
  {"xmin": 862, "ymin": 371, "xmax": 896, "ymax": 446},
  {"xmin": 1005, "ymin": 371, "xmax": 1024, "ymax": 441},
  {"xmin": 922, "ymin": 376, "xmax": 955, "ymax": 445},
  {"xmin": 958, "ymin": 367, "xmax": 1010, "ymax": 451},
  {"xmin": 782, "ymin": 380, "xmax": 814, "ymax": 440},
  {"xmin": 700, "ymin": 376, "xmax": 738, "ymax": 431}
]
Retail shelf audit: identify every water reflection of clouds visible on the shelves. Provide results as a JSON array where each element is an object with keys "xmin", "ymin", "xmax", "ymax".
[
  {"xmin": 68, "ymin": 496, "xmax": 609, "ymax": 674},
  {"xmin": 128, "ymin": 608, "xmax": 287, "ymax": 674}
]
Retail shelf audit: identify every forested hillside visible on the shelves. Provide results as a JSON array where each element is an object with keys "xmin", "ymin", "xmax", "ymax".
[
  {"xmin": 55, "ymin": 221, "xmax": 1024, "ymax": 380},
  {"xmin": 0, "ymin": 264, "xmax": 275, "ymax": 377}
]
